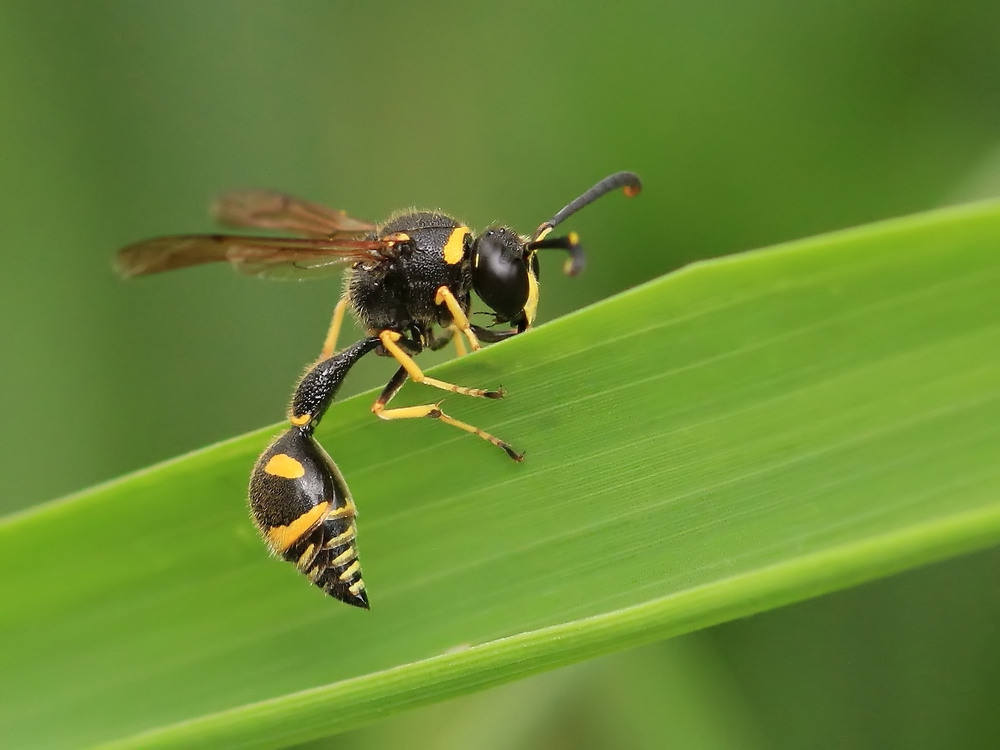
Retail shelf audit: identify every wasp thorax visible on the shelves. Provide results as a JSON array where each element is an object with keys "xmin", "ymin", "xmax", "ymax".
[{"xmin": 472, "ymin": 227, "xmax": 530, "ymax": 321}]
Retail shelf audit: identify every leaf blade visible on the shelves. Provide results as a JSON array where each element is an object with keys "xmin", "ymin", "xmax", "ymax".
[{"xmin": 2, "ymin": 200, "xmax": 999, "ymax": 749}]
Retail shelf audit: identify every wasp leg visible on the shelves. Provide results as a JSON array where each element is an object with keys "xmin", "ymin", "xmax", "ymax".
[
  {"xmin": 378, "ymin": 330, "xmax": 503, "ymax": 399},
  {"xmin": 469, "ymin": 325, "xmax": 521, "ymax": 344},
  {"xmin": 424, "ymin": 325, "xmax": 468, "ymax": 357},
  {"xmin": 372, "ymin": 365, "xmax": 523, "ymax": 461},
  {"xmin": 320, "ymin": 295, "xmax": 350, "ymax": 359},
  {"xmin": 452, "ymin": 327, "xmax": 468, "ymax": 357},
  {"xmin": 434, "ymin": 285, "xmax": 481, "ymax": 352},
  {"xmin": 425, "ymin": 325, "xmax": 454, "ymax": 350},
  {"xmin": 451, "ymin": 326, "xmax": 468, "ymax": 357}
]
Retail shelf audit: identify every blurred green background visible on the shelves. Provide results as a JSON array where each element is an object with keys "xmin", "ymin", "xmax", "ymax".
[{"xmin": 2, "ymin": 2, "xmax": 999, "ymax": 748}]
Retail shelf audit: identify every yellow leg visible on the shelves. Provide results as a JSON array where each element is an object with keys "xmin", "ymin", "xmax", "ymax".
[
  {"xmin": 320, "ymin": 296, "xmax": 349, "ymax": 359},
  {"xmin": 371, "ymin": 365, "xmax": 522, "ymax": 461},
  {"xmin": 378, "ymin": 330, "xmax": 502, "ymax": 399},
  {"xmin": 435, "ymin": 286, "xmax": 481, "ymax": 352},
  {"xmin": 451, "ymin": 325, "xmax": 468, "ymax": 357}
]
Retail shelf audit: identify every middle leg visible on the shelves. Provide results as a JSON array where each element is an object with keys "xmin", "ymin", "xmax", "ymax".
[{"xmin": 378, "ymin": 330, "xmax": 504, "ymax": 399}]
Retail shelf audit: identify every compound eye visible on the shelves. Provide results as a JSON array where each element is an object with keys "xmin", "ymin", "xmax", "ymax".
[{"xmin": 472, "ymin": 229, "xmax": 529, "ymax": 321}]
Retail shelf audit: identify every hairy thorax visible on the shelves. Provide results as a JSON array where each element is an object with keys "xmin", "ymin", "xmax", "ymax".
[{"xmin": 347, "ymin": 211, "xmax": 472, "ymax": 338}]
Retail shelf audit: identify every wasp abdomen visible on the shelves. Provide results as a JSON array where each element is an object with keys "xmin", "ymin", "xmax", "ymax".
[
  {"xmin": 285, "ymin": 512, "xmax": 364, "ymax": 604},
  {"xmin": 248, "ymin": 427, "xmax": 368, "ymax": 609}
]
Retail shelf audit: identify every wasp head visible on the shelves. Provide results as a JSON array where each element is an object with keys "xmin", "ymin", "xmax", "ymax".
[{"xmin": 471, "ymin": 227, "xmax": 539, "ymax": 331}]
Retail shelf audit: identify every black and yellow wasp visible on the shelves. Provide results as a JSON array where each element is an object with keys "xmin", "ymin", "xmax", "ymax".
[{"xmin": 117, "ymin": 171, "xmax": 642, "ymax": 609}]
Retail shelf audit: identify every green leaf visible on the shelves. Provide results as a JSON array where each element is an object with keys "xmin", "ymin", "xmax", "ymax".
[{"xmin": 2, "ymin": 201, "xmax": 999, "ymax": 749}]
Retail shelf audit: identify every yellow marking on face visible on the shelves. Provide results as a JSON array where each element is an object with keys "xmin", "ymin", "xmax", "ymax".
[
  {"xmin": 443, "ymin": 227, "xmax": 470, "ymax": 265},
  {"xmin": 523, "ymin": 255, "xmax": 540, "ymax": 326},
  {"xmin": 348, "ymin": 580, "xmax": 366, "ymax": 595},
  {"xmin": 265, "ymin": 501, "xmax": 331, "ymax": 553},
  {"xmin": 568, "ymin": 231, "xmax": 580, "ymax": 245},
  {"xmin": 289, "ymin": 413, "xmax": 311, "ymax": 427},
  {"xmin": 264, "ymin": 453, "xmax": 306, "ymax": 479},
  {"xmin": 338, "ymin": 560, "xmax": 361, "ymax": 581},
  {"xmin": 331, "ymin": 546, "xmax": 358, "ymax": 566}
]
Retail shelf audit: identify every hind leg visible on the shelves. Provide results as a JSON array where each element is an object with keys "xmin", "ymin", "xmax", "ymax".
[{"xmin": 371, "ymin": 363, "xmax": 523, "ymax": 461}]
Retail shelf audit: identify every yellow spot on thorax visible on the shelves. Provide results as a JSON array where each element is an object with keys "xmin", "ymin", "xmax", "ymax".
[
  {"xmin": 289, "ymin": 413, "xmax": 311, "ymax": 427},
  {"xmin": 382, "ymin": 231, "xmax": 411, "ymax": 245},
  {"xmin": 443, "ymin": 227, "xmax": 470, "ymax": 265},
  {"xmin": 264, "ymin": 453, "xmax": 306, "ymax": 479},
  {"xmin": 265, "ymin": 501, "xmax": 331, "ymax": 553}
]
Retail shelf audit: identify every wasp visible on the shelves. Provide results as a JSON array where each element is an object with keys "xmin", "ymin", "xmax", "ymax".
[{"xmin": 117, "ymin": 171, "xmax": 642, "ymax": 609}]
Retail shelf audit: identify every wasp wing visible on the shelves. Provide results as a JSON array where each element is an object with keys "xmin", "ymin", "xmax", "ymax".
[
  {"xmin": 212, "ymin": 190, "xmax": 375, "ymax": 238},
  {"xmin": 115, "ymin": 234, "xmax": 390, "ymax": 280}
]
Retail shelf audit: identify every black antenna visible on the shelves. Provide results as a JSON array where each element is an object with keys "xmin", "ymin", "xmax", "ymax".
[
  {"xmin": 531, "ymin": 171, "xmax": 641, "ymax": 241},
  {"xmin": 527, "ymin": 171, "xmax": 642, "ymax": 275}
]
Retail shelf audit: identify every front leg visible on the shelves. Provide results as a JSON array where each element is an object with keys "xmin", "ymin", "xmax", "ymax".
[
  {"xmin": 434, "ymin": 285, "xmax": 481, "ymax": 352},
  {"xmin": 469, "ymin": 325, "xmax": 521, "ymax": 344}
]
